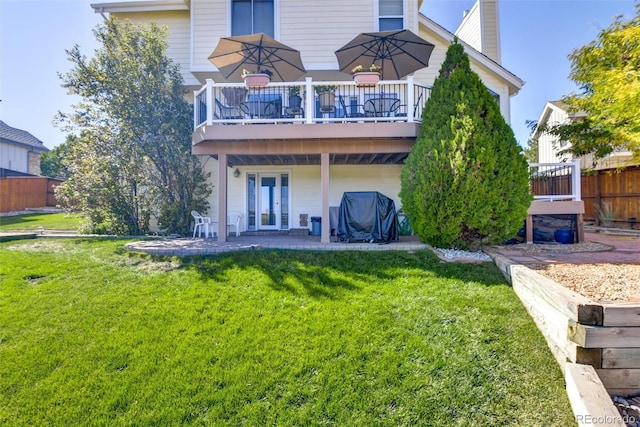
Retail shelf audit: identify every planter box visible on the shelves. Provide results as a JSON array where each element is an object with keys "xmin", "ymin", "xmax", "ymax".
[
  {"xmin": 353, "ymin": 71, "xmax": 380, "ymax": 87},
  {"xmin": 242, "ymin": 73, "xmax": 270, "ymax": 88},
  {"xmin": 318, "ymin": 92, "xmax": 335, "ymax": 111}
]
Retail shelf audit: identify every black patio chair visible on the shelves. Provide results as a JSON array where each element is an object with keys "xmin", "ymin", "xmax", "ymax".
[
  {"xmin": 338, "ymin": 95, "xmax": 366, "ymax": 118},
  {"xmin": 396, "ymin": 93, "xmax": 424, "ymax": 118},
  {"xmin": 215, "ymin": 98, "xmax": 244, "ymax": 120}
]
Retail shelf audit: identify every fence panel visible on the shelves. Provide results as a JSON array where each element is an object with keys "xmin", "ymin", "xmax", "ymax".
[
  {"xmin": 580, "ymin": 166, "xmax": 640, "ymax": 227},
  {"xmin": 0, "ymin": 177, "xmax": 63, "ymax": 213}
]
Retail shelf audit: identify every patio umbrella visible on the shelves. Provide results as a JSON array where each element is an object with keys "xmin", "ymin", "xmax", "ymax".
[
  {"xmin": 208, "ymin": 33, "xmax": 306, "ymax": 82},
  {"xmin": 335, "ymin": 29, "xmax": 435, "ymax": 80}
]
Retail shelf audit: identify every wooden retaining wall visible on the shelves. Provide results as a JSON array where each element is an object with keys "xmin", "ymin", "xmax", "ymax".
[
  {"xmin": 493, "ymin": 254, "xmax": 640, "ymax": 398},
  {"xmin": 0, "ymin": 177, "xmax": 63, "ymax": 213}
]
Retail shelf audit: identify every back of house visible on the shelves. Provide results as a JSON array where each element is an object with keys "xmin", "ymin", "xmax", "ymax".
[{"xmin": 90, "ymin": 0, "xmax": 523, "ymax": 241}]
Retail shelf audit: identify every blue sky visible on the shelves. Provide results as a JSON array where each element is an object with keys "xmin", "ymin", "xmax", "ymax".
[{"xmin": 1, "ymin": 0, "xmax": 637, "ymax": 149}]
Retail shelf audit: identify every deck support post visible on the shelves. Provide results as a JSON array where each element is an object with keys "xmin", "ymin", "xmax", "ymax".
[
  {"xmin": 321, "ymin": 152, "xmax": 330, "ymax": 243},
  {"xmin": 217, "ymin": 153, "xmax": 228, "ymax": 242}
]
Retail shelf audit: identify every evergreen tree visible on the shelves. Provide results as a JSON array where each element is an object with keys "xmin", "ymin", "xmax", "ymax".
[{"xmin": 400, "ymin": 40, "xmax": 531, "ymax": 249}]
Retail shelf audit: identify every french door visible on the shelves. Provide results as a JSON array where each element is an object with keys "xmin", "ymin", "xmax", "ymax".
[{"xmin": 248, "ymin": 173, "xmax": 289, "ymax": 230}]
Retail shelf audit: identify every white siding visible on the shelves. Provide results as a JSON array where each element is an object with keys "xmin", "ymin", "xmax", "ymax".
[
  {"xmin": 454, "ymin": 2, "xmax": 481, "ymax": 53},
  {"xmin": 538, "ymin": 106, "xmax": 570, "ymax": 163},
  {"xmin": 416, "ymin": 23, "xmax": 512, "ymax": 122},
  {"xmin": 201, "ymin": 160, "xmax": 403, "ymax": 232},
  {"xmin": 0, "ymin": 143, "xmax": 29, "ymax": 173},
  {"xmin": 280, "ymin": 0, "xmax": 375, "ymax": 69},
  {"xmin": 453, "ymin": 0, "xmax": 500, "ymax": 63},
  {"xmin": 480, "ymin": 0, "xmax": 500, "ymax": 63},
  {"xmin": 191, "ymin": 0, "xmax": 227, "ymax": 70},
  {"xmin": 113, "ymin": 11, "xmax": 194, "ymax": 84}
]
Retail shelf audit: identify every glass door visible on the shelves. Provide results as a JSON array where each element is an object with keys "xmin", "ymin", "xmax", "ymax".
[{"xmin": 257, "ymin": 173, "xmax": 289, "ymax": 230}]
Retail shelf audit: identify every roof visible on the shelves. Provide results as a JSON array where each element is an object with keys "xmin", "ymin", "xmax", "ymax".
[
  {"xmin": 418, "ymin": 14, "xmax": 524, "ymax": 96},
  {"xmin": 91, "ymin": 0, "xmax": 189, "ymax": 13},
  {"xmin": 0, "ymin": 121, "xmax": 49, "ymax": 152},
  {"xmin": 533, "ymin": 100, "xmax": 588, "ymax": 139}
]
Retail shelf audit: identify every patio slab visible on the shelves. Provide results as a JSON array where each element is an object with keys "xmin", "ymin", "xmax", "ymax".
[{"xmin": 125, "ymin": 234, "xmax": 430, "ymax": 256}]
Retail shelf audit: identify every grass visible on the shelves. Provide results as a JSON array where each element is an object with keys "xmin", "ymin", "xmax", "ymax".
[
  {"xmin": 0, "ymin": 239, "xmax": 575, "ymax": 426},
  {"xmin": 0, "ymin": 212, "xmax": 82, "ymax": 231}
]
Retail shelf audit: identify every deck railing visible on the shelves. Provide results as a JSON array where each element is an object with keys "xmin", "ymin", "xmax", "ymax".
[
  {"xmin": 194, "ymin": 76, "xmax": 430, "ymax": 129},
  {"xmin": 529, "ymin": 159, "xmax": 582, "ymax": 201}
]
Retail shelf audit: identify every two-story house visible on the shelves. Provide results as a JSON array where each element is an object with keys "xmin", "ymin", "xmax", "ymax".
[{"xmin": 90, "ymin": 0, "xmax": 524, "ymax": 242}]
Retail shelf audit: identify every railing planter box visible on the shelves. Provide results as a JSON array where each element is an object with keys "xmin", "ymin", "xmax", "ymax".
[
  {"xmin": 242, "ymin": 73, "xmax": 270, "ymax": 88},
  {"xmin": 318, "ymin": 92, "xmax": 335, "ymax": 110},
  {"xmin": 353, "ymin": 72, "xmax": 380, "ymax": 87}
]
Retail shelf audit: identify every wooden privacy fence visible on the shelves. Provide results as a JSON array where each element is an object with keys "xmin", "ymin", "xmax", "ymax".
[
  {"xmin": 531, "ymin": 165, "xmax": 640, "ymax": 227},
  {"xmin": 0, "ymin": 177, "xmax": 64, "ymax": 213},
  {"xmin": 581, "ymin": 166, "xmax": 640, "ymax": 227}
]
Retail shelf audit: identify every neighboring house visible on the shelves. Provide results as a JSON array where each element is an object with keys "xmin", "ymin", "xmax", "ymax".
[
  {"xmin": 534, "ymin": 101, "xmax": 635, "ymax": 170},
  {"xmin": 0, "ymin": 120, "xmax": 49, "ymax": 177},
  {"xmin": 90, "ymin": 0, "xmax": 524, "ymax": 242}
]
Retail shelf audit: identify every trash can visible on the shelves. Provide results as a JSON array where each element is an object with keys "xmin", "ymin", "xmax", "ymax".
[{"xmin": 310, "ymin": 216, "xmax": 321, "ymax": 236}]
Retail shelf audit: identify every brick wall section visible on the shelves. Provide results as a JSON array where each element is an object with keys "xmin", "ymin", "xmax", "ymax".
[{"xmin": 28, "ymin": 151, "xmax": 41, "ymax": 176}]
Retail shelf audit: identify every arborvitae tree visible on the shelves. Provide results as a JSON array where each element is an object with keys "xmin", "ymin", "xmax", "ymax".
[{"xmin": 400, "ymin": 39, "xmax": 532, "ymax": 249}]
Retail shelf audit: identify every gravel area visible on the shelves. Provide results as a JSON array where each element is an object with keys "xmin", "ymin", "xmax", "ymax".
[
  {"xmin": 487, "ymin": 239, "xmax": 640, "ymax": 302},
  {"xmin": 435, "ymin": 248, "xmax": 493, "ymax": 262},
  {"xmin": 529, "ymin": 263, "xmax": 640, "ymax": 302},
  {"xmin": 613, "ymin": 395, "xmax": 640, "ymax": 427}
]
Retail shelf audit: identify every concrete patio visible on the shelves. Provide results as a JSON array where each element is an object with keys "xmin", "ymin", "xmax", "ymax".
[{"xmin": 124, "ymin": 234, "xmax": 430, "ymax": 256}]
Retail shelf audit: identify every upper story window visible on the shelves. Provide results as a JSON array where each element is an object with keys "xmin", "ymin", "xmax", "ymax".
[
  {"xmin": 232, "ymin": 0, "xmax": 274, "ymax": 37},
  {"xmin": 379, "ymin": 0, "xmax": 404, "ymax": 30}
]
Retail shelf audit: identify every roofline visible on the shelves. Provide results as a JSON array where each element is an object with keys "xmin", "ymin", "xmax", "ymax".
[
  {"xmin": 418, "ymin": 13, "xmax": 524, "ymax": 96},
  {"xmin": 0, "ymin": 138, "xmax": 49, "ymax": 152},
  {"xmin": 90, "ymin": 0, "xmax": 190, "ymax": 14},
  {"xmin": 533, "ymin": 101, "xmax": 566, "ymax": 139}
]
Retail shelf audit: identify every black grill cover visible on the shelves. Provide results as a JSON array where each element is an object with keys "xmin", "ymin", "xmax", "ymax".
[{"xmin": 337, "ymin": 192, "xmax": 398, "ymax": 242}]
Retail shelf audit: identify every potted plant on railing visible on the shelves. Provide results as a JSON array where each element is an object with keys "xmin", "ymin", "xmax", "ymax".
[
  {"xmin": 314, "ymin": 85, "xmax": 337, "ymax": 112},
  {"xmin": 241, "ymin": 69, "xmax": 273, "ymax": 88},
  {"xmin": 288, "ymin": 85, "xmax": 302, "ymax": 109},
  {"xmin": 351, "ymin": 64, "xmax": 382, "ymax": 87}
]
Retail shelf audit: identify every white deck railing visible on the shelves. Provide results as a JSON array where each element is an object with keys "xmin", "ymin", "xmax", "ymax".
[
  {"xmin": 194, "ymin": 76, "xmax": 431, "ymax": 129},
  {"xmin": 529, "ymin": 159, "xmax": 581, "ymax": 201}
]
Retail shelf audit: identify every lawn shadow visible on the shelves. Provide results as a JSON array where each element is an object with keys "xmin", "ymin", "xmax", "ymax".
[
  {"xmin": 176, "ymin": 248, "xmax": 507, "ymax": 299},
  {"xmin": 0, "ymin": 215, "xmax": 38, "ymax": 226}
]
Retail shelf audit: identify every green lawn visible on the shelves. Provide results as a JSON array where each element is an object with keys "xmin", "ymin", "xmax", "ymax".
[
  {"xmin": 0, "ymin": 239, "xmax": 575, "ymax": 426},
  {"xmin": 0, "ymin": 212, "xmax": 82, "ymax": 231}
]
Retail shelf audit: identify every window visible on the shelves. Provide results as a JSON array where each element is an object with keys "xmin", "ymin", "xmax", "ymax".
[
  {"xmin": 232, "ymin": 0, "xmax": 274, "ymax": 37},
  {"xmin": 379, "ymin": 0, "xmax": 403, "ymax": 30}
]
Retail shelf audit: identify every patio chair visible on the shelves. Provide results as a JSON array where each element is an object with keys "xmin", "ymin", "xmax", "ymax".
[
  {"xmin": 396, "ymin": 93, "xmax": 424, "ymax": 118},
  {"xmin": 227, "ymin": 211, "xmax": 242, "ymax": 236},
  {"xmin": 338, "ymin": 95, "xmax": 366, "ymax": 118},
  {"xmin": 191, "ymin": 210, "xmax": 212, "ymax": 238},
  {"xmin": 215, "ymin": 98, "xmax": 244, "ymax": 120}
]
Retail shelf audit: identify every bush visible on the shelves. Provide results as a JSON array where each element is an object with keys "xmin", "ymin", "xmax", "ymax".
[{"xmin": 400, "ymin": 39, "xmax": 532, "ymax": 249}]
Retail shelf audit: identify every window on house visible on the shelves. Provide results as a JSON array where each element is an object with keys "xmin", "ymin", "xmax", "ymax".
[
  {"xmin": 232, "ymin": 0, "xmax": 274, "ymax": 37},
  {"xmin": 379, "ymin": 0, "xmax": 404, "ymax": 30}
]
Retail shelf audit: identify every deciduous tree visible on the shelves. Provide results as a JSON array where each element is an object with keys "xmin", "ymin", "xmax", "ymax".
[
  {"xmin": 56, "ymin": 18, "xmax": 210, "ymax": 235},
  {"xmin": 540, "ymin": 5, "xmax": 640, "ymax": 161}
]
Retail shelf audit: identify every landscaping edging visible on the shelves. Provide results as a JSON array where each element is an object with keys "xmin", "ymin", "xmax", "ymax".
[{"xmin": 490, "ymin": 252, "xmax": 640, "ymax": 425}]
